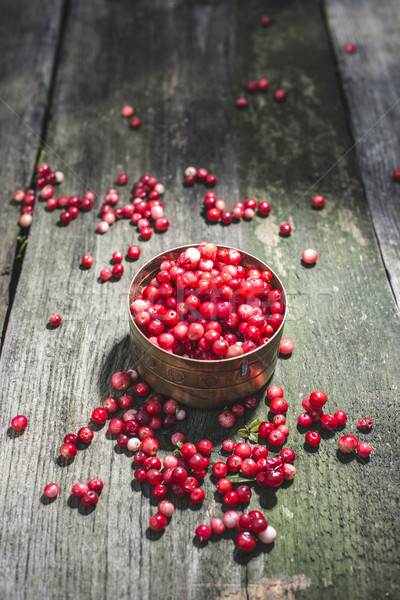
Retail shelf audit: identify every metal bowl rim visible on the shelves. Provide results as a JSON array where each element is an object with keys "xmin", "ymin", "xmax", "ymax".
[{"xmin": 127, "ymin": 243, "xmax": 287, "ymax": 364}]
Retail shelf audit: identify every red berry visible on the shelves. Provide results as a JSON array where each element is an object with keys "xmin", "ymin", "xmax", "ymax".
[
  {"xmin": 236, "ymin": 531, "xmax": 256, "ymax": 553},
  {"xmin": 270, "ymin": 398, "xmax": 288, "ymax": 415},
  {"xmin": 258, "ymin": 421, "xmax": 275, "ymax": 438},
  {"xmin": 298, "ymin": 413, "xmax": 313, "ymax": 427},
  {"xmin": 280, "ymin": 223, "xmax": 291, "ymax": 236},
  {"xmin": 236, "ymin": 98, "xmax": 248, "ymax": 109},
  {"xmin": 338, "ymin": 435, "xmax": 358, "ymax": 453},
  {"xmin": 260, "ymin": 15, "xmax": 270, "ymax": 27},
  {"xmin": 345, "ymin": 42, "xmax": 356, "ymax": 54},
  {"xmin": 71, "ymin": 482, "xmax": 89, "ymax": 497},
  {"xmin": 274, "ymin": 89, "xmax": 287, "ymax": 103},
  {"xmin": 195, "ymin": 525, "xmax": 211, "ymax": 542},
  {"xmin": 334, "ymin": 410, "xmax": 347, "ymax": 426},
  {"xmin": 82, "ymin": 254, "xmax": 94, "ymax": 268},
  {"xmin": 121, "ymin": 105, "xmax": 134, "ymax": 117},
  {"xmin": 127, "ymin": 246, "xmax": 141, "ymax": 260},
  {"xmin": 312, "ymin": 195, "xmax": 325, "ymax": 209},
  {"xmin": 11, "ymin": 415, "xmax": 28, "ymax": 431},
  {"xmin": 268, "ymin": 430, "xmax": 285, "ymax": 447},
  {"xmin": 197, "ymin": 440, "xmax": 213, "ymax": 455},
  {"xmin": 111, "ymin": 371, "xmax": 131, "ymax": 390},
  {"xmin": 48, "ymin": 314, "xmax": 62, "ymax": 327},
  {"xmin": 77, "ymin": 427, "xmax": 94, "ymax": 443},
  {"xmin": 279, "ymin": 338, "xmax": 294, "ymax": 355},
  {"xmin": 302, "ymin": 249, "xmax": 318, "ymax": 264},
  {"xmin": 43, "ymin": 483, "xmax": 60, "ymax": 498},
  {"xmin": 64, "ymin": 433, "xmax": 78, "ymax": 444},
  {"xmin": 309, "ymin": 390, "xmax": 328, "ymax": 409},
  {"xmin": 88, "ymin": 479, "xmax": 103, "ymax": 493},
  {"xmin": 320, "ymin": 414, "xmax": 338, "ymax": 431},
  {"xmin": 130, "ymin": 117, "xmax": 142, "ymax": 129},
  {"xmin": 117, "ymin": 173, "xmax": 128, "ymax": 185},
  {"xmin": 267, "ymin": 386, "xmax": 284, "ymax": 400},
  {"xmin": 91, "ymin": 407, "xmax": 108, "ymax": 424},
  {"xmin": 357, "ymin": 417, "xmax": 373, "ymax": 432},
  {"xmin": 392, "ymin": 168, "xmax": 400, "ymax": 182},
  {"xmin": 305, "ymin": 431, "xmax": 321, "ymax": 447},
  {"xmin": 357, "ymin": 442, "xmax": 372, "ymax": 458},
  {"xmin": 236, "ymin": 485, "xmax": 252, "ymax": 502},
  {"xmin": 60, "ymin": 443, "xmax": 77, "ymax": 459},
  {"xmin": 112, "ymin": 264, "xmax": 124, "ymax": 278},
  {"xmin": 218, "ymin": 411, "xmax": 236, "ymax": 428}
]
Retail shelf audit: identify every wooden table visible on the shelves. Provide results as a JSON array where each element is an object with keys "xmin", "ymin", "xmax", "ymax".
[{"xmin": 1, "ymin": 1, "xmax": 399, "ymax": 598}]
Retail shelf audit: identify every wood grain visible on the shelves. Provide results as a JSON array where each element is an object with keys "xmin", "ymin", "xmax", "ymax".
[
  {"xmin": 0, "ymin": 0, "xmax": 64, "ymax": 342},
  {"xmin": 0, "ymin": 1, "xmax": 399, "ymax": 599},
  {"xmin": 325, "ymin": 0, "xmax": 400, "ymax": 305}
]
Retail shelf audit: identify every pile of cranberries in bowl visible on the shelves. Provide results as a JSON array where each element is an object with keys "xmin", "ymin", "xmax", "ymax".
[{"xmin": 129, "ymin": 243, "xmax": 285, "ymax": 360}]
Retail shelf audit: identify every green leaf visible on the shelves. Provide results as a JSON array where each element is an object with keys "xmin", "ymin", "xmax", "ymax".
[
  {"xmin": 249, "ymin": 432, "xmax": 259, "ymax": 444},
  {"xmin": 17, "ymin": 236, "xmax": 28, "ymax": 258},
  {"xmin": 226, "ymin": 475, "xmax": 256, "ymax": 484},
  {"xmin": 238, "ymin": 428, "xmax": 249, "ymax": 440},
  {"xmin": 249, "ymin": 418, "xmax": 264, "ymax": 432},
  {"xmin": 176, "ymin": 441, "xmax": 183, "ymax": 449},
  {"xmin": 36, "ymin": 146, "xmax": 46, "ymax": 167},
  {"xmin": 172, "ymin": 448, "xmax": 181, "ymax": 457}
]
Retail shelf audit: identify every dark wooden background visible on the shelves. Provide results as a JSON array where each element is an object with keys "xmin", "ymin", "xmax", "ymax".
[{"xmin": 0, "ymin": 1, "xmax": 399, "ymax": 599}]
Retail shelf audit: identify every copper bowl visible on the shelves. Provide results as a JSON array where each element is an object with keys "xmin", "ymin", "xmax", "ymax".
[{"xmin": 128, "ymin": 245, "xmax": 286, "ymax": 409}]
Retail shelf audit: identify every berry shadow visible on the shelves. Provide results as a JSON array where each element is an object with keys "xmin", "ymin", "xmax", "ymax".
[
  {"xmin": 300, "ymin": 260, "xmax": 316, "ymax": 269},
  {"xmin": 78, "ymin": 504, "xmax": 96, "ymax": 516},
  {"xmin": 233, "ymin": 542, "xmax": 273, "ymax": 565},
  {"xmin": 67, "ymin": 494, "xmax": 80, "ymax": 509},
  {"xmin": 255, "ymin": 487, "xmax": 278, "ymax": 510},
  {"xmin": 40, "ymin": 494, "xmax": 57, "ymax": 505},
  {"xmin": 278, "ymin": 353, "xmax": 292, "ymax": 360},
  {"xmin": 303, "ymin": 442, "xmax": 319, "ymax": 454},
  {"xmin": 56, "ymin": 455, "xmax": 75, "ymax": 467},
  {"xmin": 7, "ymin": 427, "xmax": 25, "ymax": 439},
  {"xmin": 336, "ymin": 449, "xmax": 356, "ymax": 464},
  {"xmin": 146, "ymin": 528, "xmax": 165, "ymax": 541},
  {"xmin": 79, "ymin": 264, "xmax": 91, "ymax": 271},
  {"xmin": 46, "ymin": 323, "xmax": 62, "ymax": 330},
  {"xmin": 319, "ymin": 428, "xmax": 336, "ymax": 440}
]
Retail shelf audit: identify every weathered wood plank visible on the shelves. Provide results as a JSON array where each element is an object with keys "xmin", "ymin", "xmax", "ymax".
[
  {"xmin": 325, "ymin": 0, "xmax": 400, "ymax": 305},
  {"xmin": 0, "ymin": 0, "xmax": 64, "ymax": 341},
  {"xmin": 0, "ymin": 1, "xmax": 399, "ymax": 600}
]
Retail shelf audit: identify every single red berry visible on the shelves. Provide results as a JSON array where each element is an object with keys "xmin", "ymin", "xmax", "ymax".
[
  {"xmin": 60, "ymin": 443, "xmax": 77, "ymax": 459},
  {"xmin": 112, "ymin": 251, "xmax": 123, "ymax": 263},
  {"xmin": 309, "ymin": 390, "xmax": 327, "ymax": 409},
  {"xmin": 236, "ymin": 98, "xmax": 248, "ymax": 109},
  {"xmin": 71, "ymin": 482, "xmax": 89, "ymax": 497},
  {"xmin": 81, "ymin": 490, "xmax": 99, "ymax": 507},
  {"xmin": 392, "ymin": 168, "xmax": 400, "ymax": 182},
  {"xmin": 189, "ymin": 488, "xmax": 205, "ymax": 503},
  {"xmin": 302, "ymin": 249, "xmax": 318, "ymax": 264},
  {"xmin": 305, "ymin": 431, "xmax": 321, "ymax": 447},
  {"xmin": 77, "ymin": 427, "xmax": 94, "ymax": 443},
  {"xmin": 112, "ymin": 263, "xmax": 124, "ymax": 278},
  {"xmin": 279, "ymin": 338, "xmax": 294, "ymax": 355},
  {"xmin": 111, "ymin": 371, "xmax": 131, "ymax": 390},
  {"xmin": 195, "ymin": 525, "xmax": 211, "ymax": 542},
  {"xmin": 82, "ymin": 254, "xmax": 94, "ymax": 268},
  {"xmin": 49, "ymin": 314, "xmax": 62, "ymax": 327},
  {"xmin": 210, "ymin": 518, "xmax": 225, "ymax": 535},
  {"xmin": 257, "ymin": 79, "xmax": 269, "ymax": 91},
  {"xmin": 357, "ymin": 442, "xmax": 372, "ymax": 458},
  {"xmin": 267, "ymin": 386, "xmax": 284, "ymax": 400},
  {"xmin": 224, "ymin": 490, "xmax": 239, "ymax": 507},
  {"xmin": 258, "ymin": 201, "xmax": 271, "ymax": 216},
  {"xmin": 312, "ymin": 195, "xmax": 325, "ymax": 209},
  {"xmin": 298, "ymin": 413, "xmax": 313, "ymax": 427},
  {"xmin": 117, "ymin": 173, "xmax": 128, "ymax": 185},
  {"xmin": 158, "ymin": 500, "xmax": 174, "ymax": 518},
  {"xmin": 212, "ymin": 462, "xmax": 228, "ymax": 478},
  {"xmin": 222, "ymin": 439, "xmax": 235, "ymax": 452},
  {"xmin": 334, "ymin": 410, "xmax": 347, "ymax": 426},
  {"xmin": 357, "ymin": 417, "xmax": 373, "ymax": 432},
  {"xmin": 91, "ymin": 407, "xmax": 108, "ymax": 424},
  {"xmin": 130, "ymin": 117, "xmax": 142, "ymax": 129},
  {"xmin": 236, "ymin": 531, "xmax": 256, "ymax": 553},
  {"xmin": 127, "ymin": 246, "xmax": 141, "ymax": 260},
  {"xmin": 121, "ymin": 105, "xmax": 134, "ymax": 117},
  {"xmin": 280, "ymin": 447, "xmax": 296, "ymax": 463},
  {"xmin": 64, "ymin": 433, "xmax": 78, "ymax": 444},
  {"xmin": 216, "ymin": 478, "xmax": 232, "ymax": 494},
  {"xmin": 280, "ymin": 223, "xmax": 291, "ymax": 236},
  {"xmin": 218, "ymin": 411, "xmax": 236, "ymax": 428},
  {"xmin": 88, "ymin": 479, "xmax": 103, "ymax": 493},
  {"xmin": 320, "ymin": 414, "xmax": 338, "ymax": 431},
  {"xmin": 197, "ymin": 440, "xmax": 213, "ymax": 455},
  {"xmin": 338, "ymin": 435, "xmax": 358, "ymax": 453},
  {"xmin": 237, "ymin": 485, "xmax": 252, "ymax": 502},
  {"xmin": 258, "ymin": 421, "xmax": 275, "ymax": 438},
  {"xmin": 270, "ymin": 398, "xmax": 288, "ymax": 415},
  {"xmin": 274, "ymin": 89, "xmax": 287, "ymax": 102},
  {"xmin": 43, "ymin": 483, "xmax": 60, "ymax": 498},
  {"xmin": 260, "ymin": 15, "xmax": 270, "ymax": 27},
  {"xmin": 268, "ymin": 430, "xmax": 286, "ymax": 447},
  {"xmin": 345, "ymin": 42, "xmax": 356, "ymax": 53},
  {"xmin": 11, "ymin": 415, "xmax": 28, "ymax": 431}
]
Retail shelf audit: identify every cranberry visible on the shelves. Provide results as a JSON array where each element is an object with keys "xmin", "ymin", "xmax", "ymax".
[
  {"xmin": 279, "ymin": 338, "xmax": 294, "ymax": 355},
  {"xmin": 223, "ymin": 510, "xmax": 240, "ymax": 529},
  {"xmin": 195, "ymin": 525, "xmax": 211, "ymax": 542},
  {"xmin": 210, "ymin": 518, "xmax": 225, "ymax": 535},
  {"xmin": 320, "ymin": 414, "xmax": 338, "ymax": 430},
  {"xmin": 88, "ymin": 479, "xmax": 103, "ymax": 493},
  {"xmin": 338, "ymin": 435, "xmax": 358, "ymax": 453},
  {"xmin": 274, "ymin": 89, "xmax": 287, "ymax": 102},
  {"xmin": 236, "ymin": 531, "xmax": 256, "ymax": 553},
  {"xmin": 189, "ymin": 488, "xmax": 205, "ymax": 503},
  {"xmin": 64, "ymin": 433, "xmax": 78, "ymax": 444},
  {"xmin": 60, "ymin": 443, "xmax": 77, "ymax": 459},
  {"xmin": 357, "ymin": 417, "xmax": 373, "ymax": 432},
  {"xmin": 127, "ymin": 246, "xmax": 141, "ymax": 260},
  {"xmin": 91, "ymin": 407, "xmax": 108, "ymax": 424},
  {"xmin": 334, "ymin": 410, "xmax": 347, "ymax": 425},
  {"xmin": 302, "ymin": 249, "xmax": 318, "ymax": 264},
  {"xmin": 216, "ymin": 478, "xmax": 232, "ymax": 494},
  {"xmin": 130, "ymin": 117, "xmax": 142, "ymax": 129},
  {"xmin": 258, "ymin": 79, "xmax": 269, "ymax": 91},
  {"xmin": 222, "ymin": 439, "xmax": 235, "ymax": 452},
  {"xmin": 237, "ymin": 485, "xmax": 252, "ymax": 502},
  {"xmin": 11, "ymin": 415, "xmax": 28, "ymax": 431},
  {"xmin": 258, "ymin": 421, "xmax": 275, "ymax": 438},
  {"xmin": 269, "ymin": 398, "xmax": 288, "ymax": 414},
  {"xmin": 19, "ymin": 214, "xmax": 32, "ymax": 227},
  {"xmin": 218, "ymin": 411, "xmax": 236, "ymax": 428},
  {"xmin": 141, "ymin": 436, "xmax": 159, "ymax": 456},
  {"xmin": 305, "ymin": 431, "xmax": 321, "ymax": 447},
  {"xmin": 158, "ymin": 500, "xmax": 174, "ymax": 518},
  {"xmin": 245, "ymin": 396, "xmax": 258, "ymax": 409},
  {"xmin": 236, "ymin": 98, "xmax": 248, "ymax": 109},
  {"xmin": 245, "ymin": 79, "xmax": 258, "ymax": 92},
  {"xmin": 226, "ymin": 455, "xmax": 242, "ymax": 473},
  {"xmin": 111, "ymin": 371, "xmax": 131, "ymax": 390},
  {"xmin": 212, "ymin": 462, "xmax": 228, "ymax": 478},
  {"xmin": 309, "ymin": 390, "xmax": 327, "ymax": 409},
  {"xmin": 260, "ymin": 15, "xmax": 270, "ymax": 26},
  {"xmin": 267, "ymin": 386, "xmax": 284, "ymax": 400},
  {"xmin": 197, "ymin": 440, "xmax": 213, "ymax": 455},
  {"xmin": 82, "ymin": 254, "xmax": 94, "ymax": 268},
  {"xmin": 312, "ymin": 195, "xmax": 325, "ymax": 209},
  {"xmin": 77, "ymin": 427, "xmax": 94, "ymax": 443},
  {"xmin": 117, "ymin": 173, "xmax": 128, "ymax": 185},
  {"xmin": 109, "ymin": 418, "xmax": 124, "ymax": 435},
  {"xmin": 392, "ymin": 168, "xmax": 400, "ymax": 182},
  {"xmin": 258, "ymin": 524, "xmax": 277, "ymax": 544},
  {"xmin": 345, "ymin": 42, "xmax": 356, "ymax": 53},
  {"xmin": 298, "ymin": 413, "xmax": 312, "ymax": 427},
  {"xmin": 71, "ymin": 482, "xmax": 89, "ymax": 497},
  {"xmin": 119, "ymin": 394, "xmax": 134, "ymax": 409},
  {"xmin": 44, "ymin": 483, "xmax": 60, "ymax": 498},
  {"xmin": 121, "ymin": 105, "xmax": 134, "ymax": 117},
  {"xmin": 280, "ymin": 223, "xmax": 291, "ymax": 236},
  {"xmin": 357, "ymin": 442, "xmax": 372, "ymax": 458},
  {"xmin": 258, "ymin": 201, "xmax": 271, "ymax": 216},
  {"xmin": 48, "ymin": 314, "xmax": 62, "ymax": 327},
  {"xmin": 100, "ymin": 267, "xmax": 112, "ymax": 281},
  {"xmin": 268, "ymin": 430, "xmax": 285, "ymax": 447}
]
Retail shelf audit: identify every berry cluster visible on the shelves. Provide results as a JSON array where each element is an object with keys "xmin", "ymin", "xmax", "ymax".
[
  {"xmin": 97, "ymin": 173, "xmax": 168, "ymax": 240},
  {"xmin": 184, "ymin": 166, "xmax": 217, "ymax": 187},
  {"xmin": 71, "ymin": 479, "xmax": 103, "ymax": 508},
  {"xmin": 204, "ymin": 192, "xmax": 271, "ymax": 225},
  {"xmin": 196, "ymin": 510, "xmax": 277, "ymax": 552},
  {"xmin": 130, "ymin": 244, "xmax": 285, "ymax": 359},
  {"xmin": 121, "ymin": 104, "xmax": 142, "ymax": 129}
]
